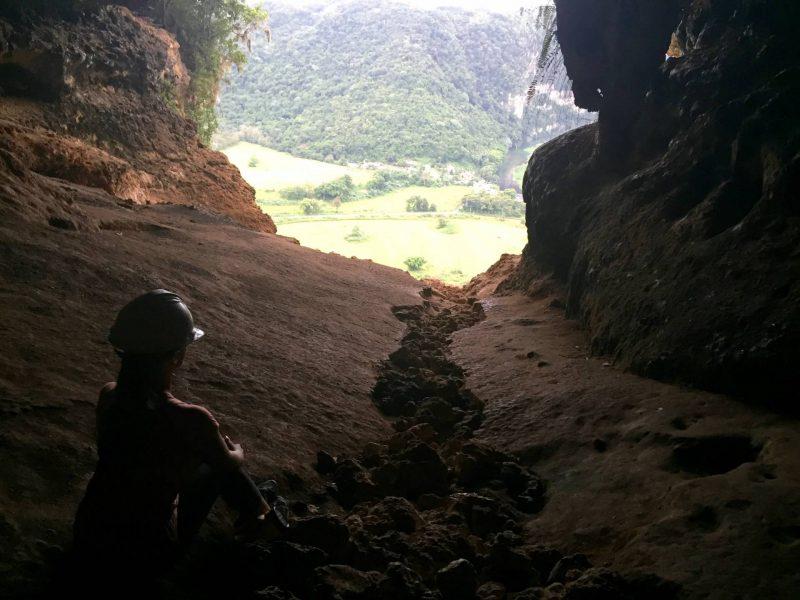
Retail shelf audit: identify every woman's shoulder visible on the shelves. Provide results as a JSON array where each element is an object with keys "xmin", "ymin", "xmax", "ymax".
[{"xmin": 164, "ymin": 394, "xmax": 220, "ymax": 430}]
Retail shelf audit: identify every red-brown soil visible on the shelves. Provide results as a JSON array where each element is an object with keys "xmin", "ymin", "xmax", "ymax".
[
  {"xmin": 0, "ymin": 5, "xmax": 798, "ymax": 597},
  {"xmin": 451, "ymin": 288, "xmax": 800, "ymax": 599},
  {"xmin": 0, "ymin": 194, "xmax": 420, "ymax": 593}
]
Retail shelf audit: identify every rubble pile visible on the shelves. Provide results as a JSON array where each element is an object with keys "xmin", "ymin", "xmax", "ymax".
[{"xmin": 176, "ymin": 289, "xmax": 678, "ymax": 599}]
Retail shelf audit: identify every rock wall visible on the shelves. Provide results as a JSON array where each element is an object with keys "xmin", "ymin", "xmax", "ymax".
[
  {"xmin": 514, "ymin": 0, "xmax": 800, "ymax": 406},
  {"xmin": 0, "ymin": 5, "xmax": 275, "ymax": 233}
]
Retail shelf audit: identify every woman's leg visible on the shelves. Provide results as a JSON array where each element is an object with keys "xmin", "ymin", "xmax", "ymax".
[
  {"xmin": 177, "ymin": 464, "xmax": 219, "ymax": 544},
  {"xmin": 177, "ymin": 464, "xmax": 266, "ymax": 544}
]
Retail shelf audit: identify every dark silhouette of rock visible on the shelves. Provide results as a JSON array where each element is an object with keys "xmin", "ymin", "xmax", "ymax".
[
  {"xmin": 377, "ymin": 561, "xmax": 434, "ymax": 600},
  {"xmin": 547, "ymin": 554, "xmax": 591, "ymax": 585},
  {"xmin": 476, "ymin": 581, "xmax": 506, "ymax": 600},
  {"xmin": 436, "ymin": 558, "xmax": 478, "ymax": 600},
  {"xmin": 362, "ymin": 497, "xmax": 420, "ymax": 534},
  {"xmin": 314, "ymin": 565, "xmax": 383, "ymax": 600},
  {"xmin": 289, "ymin": 515, "xmax": 350, "ymax": 558},
  {"xmin": 255, "ymin": 586, "xmax": 300, "ymax": 600},
  {"xmin": 510, "ymin": 0, "xmax": 800, "ymax": 406},
  {"xmin": 316, "ymin": 451, "xmax": 338, "ymax": 475}
]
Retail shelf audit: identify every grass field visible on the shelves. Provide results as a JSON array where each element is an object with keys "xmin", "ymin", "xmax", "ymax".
[
  {"xmin": 223, "ymin": 142, "xmax": 526, "ymax": 284},
  {"xmin": 222, "ymin": 141, "xmax": 372, "ymax": 190},
  {"xmin": 343, "ymin": 185, "xmax": 469, "ymax": 214},
  {"xmin": 259, "ymin": 185, "xmax": 472, "ymax": 220},
  {"xmin": 280, "ymin": 218, "xmax": 526, "ymax": 285}
]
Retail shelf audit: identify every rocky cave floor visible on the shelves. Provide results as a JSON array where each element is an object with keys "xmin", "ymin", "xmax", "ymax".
[
  {"xmin": 81, "ymin": 283, "xmax": 797, "ymax": 600},
  {"xmin": 1, "ymin": 198, "xmax": 798, "ymax": 600},
  {"xmin": 170, "ymin": 288, "xmax": 800, "ymax": 600},
  {"xmin": 150, "ymin": 287, "xmax": 682, "ymax": 600}
]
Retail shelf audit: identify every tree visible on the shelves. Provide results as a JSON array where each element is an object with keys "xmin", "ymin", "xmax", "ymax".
[
  {"xmin": 153, "ymin": 0, "xmax": 269, "ymax": 144},
  {"xmin": 279, "ymin": 185, "xmax": 314, "ymax": 201},
  {"xmin": 248, "ymin": 155, "xmax": 259, "ymax": 167},
  {"xmin": 299, "ymin": 199, "xmax": 322, "ymax": 214},
  {"xmin": 344, "ymin": 225, "xmax": 367, "ymax": 242},
  {"xmin": 404, "ymin": 256, "xmax": 427, "ymax": 272},
  {"xmin": 406, "ymin": 195, "xmax": 436, "ymax": 213},
  {"xmin": 460, "ymin": 188, "xmax": 524, "ymax": 217},
  {"xmin": 314, "ymin": 175, "xmax": 355, "ymax": 201},
  {"xmin": 216, "ymin": 3, "xmax": 585, "ymax": 166}
]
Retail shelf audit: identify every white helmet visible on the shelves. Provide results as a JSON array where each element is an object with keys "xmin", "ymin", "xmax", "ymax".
[{"xmin": 108, "ymin": 290, "xmax": 204, "ymax": 354}]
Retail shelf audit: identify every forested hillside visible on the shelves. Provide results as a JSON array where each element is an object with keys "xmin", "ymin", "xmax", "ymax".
[{"xmin": 216, "ymin": 0, "xmax": 590, "ymax": 168}]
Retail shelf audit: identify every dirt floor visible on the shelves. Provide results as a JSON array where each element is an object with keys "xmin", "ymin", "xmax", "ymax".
[
  {"xmin": 451, "ymin": 291, "xmax": 800, "ymax": 599},
  {"xmin": 2, "ymin": 194, "xmax": 799, "ymax": 598},
  {"xmin": 0, "ymin": 199, "xmax": 421, "ymax": 593}
]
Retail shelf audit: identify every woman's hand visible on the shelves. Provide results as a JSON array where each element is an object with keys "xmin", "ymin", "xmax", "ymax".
[{"xmin": 224, "ymin": 435, "xmax": 246, "ymax": 466}]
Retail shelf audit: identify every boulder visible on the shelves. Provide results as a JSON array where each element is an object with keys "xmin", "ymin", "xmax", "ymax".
[
  {"xmin": 255, "ymin": 587, "xmax": 300, "ymax": 600},
  {"xmin": 376, "ymin": 561, "xmax": 434, "ymax": 600},
  {"xmin": 436, "ymin": 558, "xmax": 478, "ymax": 600},
  {"xmin": 288, "ymin": 515, "xmax": 350, "ymax": 559},
  {"xmin": 547, "ymin": 554, "xmax": 591, "ymax": 585},
  {"xmin": 314, "ymin": 564, "xmax": 383, "ymax": 600},
  {"xmin": 476, "ymin": 581, "xmax": 507, "ymax": 600},
  {"xmin": 372, "ymin": 442, "xmax": 450, "ymax": 500},
  {"xmin": 333, "ymin": 459, "xmax": 378, "ymax": 508},
  {"xmin": 485, "ymin": 532, "xmax": 541, "ymax": 592},
  {"xmin": 363, "ymin": 496, "xmax": 421, "ymax": 534},
  {"xmin": 316, "ymin": 451, "xmax": 338, "ymax": 475}
]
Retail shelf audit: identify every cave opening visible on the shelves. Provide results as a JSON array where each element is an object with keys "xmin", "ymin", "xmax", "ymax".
[
  {"xmin": 2, "ymin": 0, "xmax": 799, "ymax": 598},
  {"xmin": 214, "ymin": 0, "xmax": 594, "ymax": 286}
]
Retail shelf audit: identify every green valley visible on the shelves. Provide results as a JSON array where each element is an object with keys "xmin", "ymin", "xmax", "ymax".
[
  {"xmin": 216, "ymin": 1, "xmax": 590, "ymax": 285},
  {"xmin": 223, "ymin": 141, "xmax": 527, "ymax": 284},
  {"xmin": 215, "ymin": 1, "xmax": 590, "ymax": 172}
]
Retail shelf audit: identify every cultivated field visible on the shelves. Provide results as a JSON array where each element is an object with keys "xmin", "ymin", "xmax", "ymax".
[
  {"xmin": 280, "ymin": 218, "xmax": 526, "ymax": 285},
  {"xmin": 222, "ymin": 142, "xmax": 526, "ymax": 284}
]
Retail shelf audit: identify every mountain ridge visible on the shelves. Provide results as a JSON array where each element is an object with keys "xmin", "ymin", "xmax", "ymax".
[{"xmin": 216, "ymin": 0, "xmax": 589, "ymax": 171}]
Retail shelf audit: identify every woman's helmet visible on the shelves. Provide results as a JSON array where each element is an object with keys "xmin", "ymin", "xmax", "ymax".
[{"xmin": 108, "ymin": 290, "xmax": 204, "ymax": 354}]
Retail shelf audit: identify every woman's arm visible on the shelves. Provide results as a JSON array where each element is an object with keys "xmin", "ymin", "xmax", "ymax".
[{"xmin": 185, "ymin": 405, "xmax": 247, "ymax": 472}]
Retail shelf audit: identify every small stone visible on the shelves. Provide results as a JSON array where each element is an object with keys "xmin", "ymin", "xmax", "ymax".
[
  {"xmin": 514, "ymin": 588, "xmax": 545, "ymax": 600},
  {"xmin": 314, "ymin": 564, "xmax": 383, "ymax": 599},
  {"xmin": 547, "ymin": 554, "xmax": 591, "ymax": 584},
  {"xmin": 378, "ymin": 561, "xmax": 430, "ymax": 599},
  {"xmin": 416, "ymin": 493, "xmax": 445, "ymax": 510},
  {"xmin": 476, "ymin": 581, "xmax": 506, "ymax": 600},
  {"xmin": 289, "ymin": 515, "xmax": 350, "ymax": 557},
  {"xmin": 315, "ymin": 450, "xmax": 337, "ymax": 474},
  {"xmin": 364, "ymin": 496, "xmax": 420, "ymax": 534},
  {"xmin": 48, "ymin": 216, "xmax": 77, "ymax": 230},
  {"xmin": 499, "ymin": 461, "xmax": 528, "ymax": 494},
  {"xmin": 436, "ymin": 558, "xmax": 478, "ymax": 600},
  {"xmin": 255, "ymin": 586, "xmax": 300, "ymax": 599}
]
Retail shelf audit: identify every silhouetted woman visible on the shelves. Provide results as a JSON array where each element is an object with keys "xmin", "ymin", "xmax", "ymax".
[{"xmin": 73, "ymin": 290, "xmax": 269, "ymax": 586}]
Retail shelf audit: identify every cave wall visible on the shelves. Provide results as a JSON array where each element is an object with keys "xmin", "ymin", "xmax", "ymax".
[
  {"xmin": 514, "ymin": 0, "xmax": 800, "ymax": 405},
  {"xmin": 0, "ymin": 5, "xmax": 275, "ymax": 233}
]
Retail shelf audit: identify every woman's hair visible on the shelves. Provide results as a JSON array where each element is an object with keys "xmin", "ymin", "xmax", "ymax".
[{"xmin": 115, "ymin": 350, "xmax": 178, "ymax": 408}]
